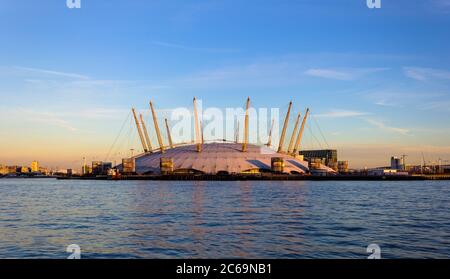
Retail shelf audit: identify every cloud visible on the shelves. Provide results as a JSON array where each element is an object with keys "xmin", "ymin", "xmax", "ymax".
[
  {"xmin": 21, "ymin": 110, "xmax": 78, "ymax": 132},
  {"xmin": 8, "ymin": 107, "xmax": 130, "ymax": 132},
  {"xmin": 305, "ymin": 69, "xmax": 353, "ymax": 80},
  {"xmin": 172, "ymin": 62, "xmax": 390, "ymax": 89},
  {"xmin": 76, "ymin": 108, "xmax": 129, "ymax": 119},
  {"xmin": 305, "ymin": 67, "xmax": 388, "ymax": 80},
  {"xmin": 365, "ymin": 118, "xmax": 410, "ymax": 135},
  {"xmin": 360, "ymin": 89, "xmax": 446, "ymax": 108},
  {"xmin": 14, "ymin": 66, "xmax": 90, "ymax": 80},
  {"xmin": 403, "ymin": 66, "xmax": 450, "ymax": 81},
  {"xmin": 315, "ymin": 109, "xmax": 369, "ymax": 118},
  {"xmin": 174, "ymin": 62, "xmax": 303, "ymax": 88},
  {"xmin": 420, "ymin": 100, "xmax": 450, "ymax": 111},
  {"xmin": 152, "ymin": 41, "xmax": 240, "ymax": 53},
  {"xmin": 374, "ymin": 100, "xmax": 398, "ymax": 107},
  {"xmin": 12, "ymin": 66, "xmax": 138, "ymax": 89}
]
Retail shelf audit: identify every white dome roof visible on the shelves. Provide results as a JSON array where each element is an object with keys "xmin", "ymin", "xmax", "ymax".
[{"xmin": 135, "ymin": 142, "xmax": 313, "ymax": 174}]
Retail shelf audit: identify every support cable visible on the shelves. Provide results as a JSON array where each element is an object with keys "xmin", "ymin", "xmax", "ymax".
[{"xmin": 104, "ymin": 111, "xmax": 131, "ymax": 161}]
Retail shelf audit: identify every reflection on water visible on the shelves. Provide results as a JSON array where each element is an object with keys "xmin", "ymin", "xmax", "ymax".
[{"xmin": 0, "ymin": 179, "xmax": 449, "ymax": 258}]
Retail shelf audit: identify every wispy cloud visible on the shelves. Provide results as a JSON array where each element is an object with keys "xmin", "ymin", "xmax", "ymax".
[
  {"xmin": 7, "ymin": 66, "xmax": 144, "ymax": 92},
  {"xmin": 173, "ymin": 61, "xmax": 304, "ymax": 88},
  {"xmin": 14, "ymin": 66, "xmax": 90, "ymax": 80},
  {"xmin": 8, "ymin": 107, "xmax": 129, "ymax": 132},
  {"xmin": 152, "ymin": 41, "xmax": 240, "ymax": 53},
  {"xmin": 420, "ymin": 100, "xmax": 450, "ymax": 111},
  {"xmin": 305, "ymin": 69, "xmax": 353, "ymax": 80},
  {"xmin": 305, "ymin": 67, "xmax": 388, "ymax": 80},
  {"xmin": 403, "ymin": 66, "xmax": 450, "ymax": 81},
  {"xmin": 360, "ymin": 89, "xmax": 445, "ymax": 108},
  {"xmin": 315, "ymin": 109, "xmax": 369, "ymax": 118},
  {"xmin": 365, "ymin": 118, "xmax": 410, "ymax": 135},
  {"xmin": 374, "ymin": 100, "xmax": 398, "ymax": 107},
  {"xmin": 20, "ymin": 110, "xmax": 78, "ymax": 132},
  {"xmin": 170, "ymin": 62, "xmax": 390, "ymax": 89},
  {"xmin": 75, "ymin": 108, "xmax": 129, "ymax": 119}
]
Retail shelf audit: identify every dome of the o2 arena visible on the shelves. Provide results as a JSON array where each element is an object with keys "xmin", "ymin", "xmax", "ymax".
[
  {"xmin": 128, "ymin": 98, "xmax": 335, "ymax": 176},
  {"xmin": 135, "ymin": 142, "xmax": 313, "ymax": 175}
]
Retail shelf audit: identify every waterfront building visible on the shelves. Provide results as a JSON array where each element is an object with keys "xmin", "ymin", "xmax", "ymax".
[
  {"xmin": 299, "ymin": 149, "xmax": 338, "ymax": 168},
  {"xmin": 39, "ymin": 167, "xmax": 49, "ymax": 175},
  {"xmin": 19, "ymin": 166, "xmax": 30, "ymax": 173},
  {"xmin": 0, "ymin": 164, "xmax": 6, "ymax": 175},
  {"xmin": 338, "ymin": 161, "xmax": 349, "ymax": 174},
  {"xmin": 133, "ymin": 142, "xmax": 317, "ymax": 175},
  {"xmin": 92, "ymin": 161, "xmax": 113, "ymax": 175},
  {"xmin": 122, "ymin": 158, "xmax": 136, "ymax": 174},
  {"xmin": 0, "ymin": 165, "xmax": 17, "ymax": 175},
  {"xmin": 31, "ymin": 161, "xmax": 39, "ymax": 172},
  {"xmin": 119, "ymin": 97, "xmax": 336, "ymax": 176},
  {"xmin": 390, "ymin": 156, "xmax": 404, "ymax": 170},
  {"xmin": 81, "ymin": 164, "xmax": 92, "ymax": 175},
  {"xmin": 368, "ymin": 168, "xmax": 409, "ymax": 176}
]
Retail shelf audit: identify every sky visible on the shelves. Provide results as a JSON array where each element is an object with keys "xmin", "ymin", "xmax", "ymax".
[{"xmin": 1, "ymin": 0, "xmax": 450, "ymax": 170}]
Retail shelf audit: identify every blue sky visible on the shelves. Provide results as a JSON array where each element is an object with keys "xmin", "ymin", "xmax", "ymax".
[{"xmin": 1, "ymin": 0, "xmax": 450, "ymax": 169}]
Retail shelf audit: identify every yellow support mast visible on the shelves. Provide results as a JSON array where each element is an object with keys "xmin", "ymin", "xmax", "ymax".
[
  {"xmin": 242, "ymin": 97, "xmax": 250, "ymax": 152},
  {"xmin": 193, "ymin": 97, "xmax": 202, "ymax": 152},
  {"xmin": 235, "ymin": 120, "xmax": 240, "ymax": 143},
  {"xmin": 200, "ymin": 120, "xmax": 204, "ymax": 144},
  {"xmin": 266, "ymin": 118, "xmax": 275, "ymax": 147},
  {"xmin": 150, "ymin": 101, "xmax": 165, "ymax": 154},
  {"xmin": 277, "ymin": 101, "xmax": 292, "ymax": 153},
  {"xmin": 287, "ymin": 113, "xmax": 301, "ymax": 154},
  {"xmin": 292, "ymin": 108, "xmax": 310, "ymax": 156},
  {"xmin": 139, "ymin": 113, "xmax": 153, "ymax": 153},
  {"xmin": 165, "ymin": 118, "xmax": 174, "ymax": 149},
  {"xmin": 131, "ymin": 108, "xmax": 148, "ymax": 153}
]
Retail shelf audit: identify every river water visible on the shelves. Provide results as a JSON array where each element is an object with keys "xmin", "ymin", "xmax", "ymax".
[{"xmin": 0, "ymin": 178, "xmax": 449, "ymax": 258}]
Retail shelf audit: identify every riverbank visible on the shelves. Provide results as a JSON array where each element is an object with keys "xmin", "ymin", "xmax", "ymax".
[{"xmin": 55, "ymin": 174, "xmax": 450, "ymax": 181}]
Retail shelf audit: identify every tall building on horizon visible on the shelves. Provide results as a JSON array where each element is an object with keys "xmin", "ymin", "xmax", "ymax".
[{"xmin": 31, "ymin": 161, "xmax": 39, "ymax": 173}]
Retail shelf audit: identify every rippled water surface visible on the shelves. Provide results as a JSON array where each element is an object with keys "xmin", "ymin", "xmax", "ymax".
[{"xmin": 0, "ymin": 178, "xmax": 449, "ymax": 258}]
